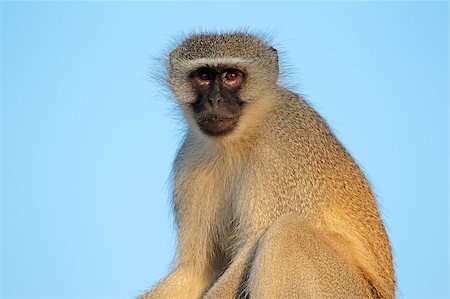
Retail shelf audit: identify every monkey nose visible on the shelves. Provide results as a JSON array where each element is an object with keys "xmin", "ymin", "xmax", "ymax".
[{"xmin": 208, "ymin": 97, "xmax": 221, "ymax": 106}]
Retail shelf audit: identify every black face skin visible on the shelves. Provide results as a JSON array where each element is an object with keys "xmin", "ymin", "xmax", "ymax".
[{"xmin": 190, "ymin": 66, "xmax": 246, "ymax": 136}]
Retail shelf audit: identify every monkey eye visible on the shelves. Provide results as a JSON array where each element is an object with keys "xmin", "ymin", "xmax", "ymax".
[
  {"xmin": 196, "ymin": 69, "xmax": 212, "ymax": 81},
  {"xmin": 221, "ymin": 69, "xmax": 244, "ymax": 88},
  {"xmin": 225, "ymin": 70, "xmax": 239, "ymax": 81},
  {"xmin": 199, "ymin": 73, "xmax": 210, "ymax": 80}
]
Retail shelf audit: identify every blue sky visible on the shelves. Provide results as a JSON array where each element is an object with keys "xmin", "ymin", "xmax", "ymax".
[{"xmin": 1, "ymin": 1, "xmax": 448, "ymax": 298}]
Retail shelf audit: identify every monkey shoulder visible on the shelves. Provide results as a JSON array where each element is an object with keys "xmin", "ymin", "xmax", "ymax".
[{"xmin": 261, "ymin": 91, "xmax": 336, "ymax": 161}]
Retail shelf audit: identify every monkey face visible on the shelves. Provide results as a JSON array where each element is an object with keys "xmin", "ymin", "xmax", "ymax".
[{"xmin": 189, "ymin": 66, "xmax": 246, "ymax": 136}]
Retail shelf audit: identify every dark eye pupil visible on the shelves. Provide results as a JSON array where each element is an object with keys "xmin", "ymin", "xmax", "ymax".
[{"xmin": 227, "ymin": 71, "xmax": 237, "ymax": 80}]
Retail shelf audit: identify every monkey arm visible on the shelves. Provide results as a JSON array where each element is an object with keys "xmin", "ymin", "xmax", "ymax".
[
  {"xmin": 138, "ymin": 263, "xmax": 211, "ymax": 299},
  {"xmin": 140, "ymin": 197, "xmax": 218, "ymax": 299},
  {"xmin": 139, "ymin": 224, "xmax": 215, "ymax": 299}
]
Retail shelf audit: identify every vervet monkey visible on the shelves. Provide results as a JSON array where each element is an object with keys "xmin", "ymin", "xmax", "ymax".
[{"xmin": 141, "ymin": 32, "xmax": 395, "ymax": 299}]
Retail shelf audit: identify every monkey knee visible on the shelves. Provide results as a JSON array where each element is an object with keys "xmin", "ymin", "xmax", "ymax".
[
  {"xmin": 256, "ymin": 213, "xmax": 320, "ymax": 254},
  {"xmin": 252, "ymin": 216, "xmax": 324, "ymax": 275},
  {"xmin": 248, "ymin": 214, "xmax": 368, "ymax": 298}
]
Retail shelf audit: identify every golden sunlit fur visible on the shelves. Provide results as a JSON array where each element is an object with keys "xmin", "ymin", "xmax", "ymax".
[{"xmin": 140, "ymin": 32, "xmax": 395, "ymax": 299}]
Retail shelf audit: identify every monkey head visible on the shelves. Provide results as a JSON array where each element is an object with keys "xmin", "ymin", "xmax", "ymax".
[{"xmin": 167, "ymin": 33, "xmax": 279, "ymax": 137}]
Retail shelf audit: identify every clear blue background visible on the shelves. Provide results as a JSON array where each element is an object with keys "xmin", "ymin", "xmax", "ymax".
[{"xmin": 1, "ymin": 1, "xmax": 448, "ymax": 298}]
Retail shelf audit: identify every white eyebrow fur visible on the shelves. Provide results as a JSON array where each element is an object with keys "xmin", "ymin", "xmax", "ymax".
[{"xmin": 174, "ymin": 57, "xmax": 249, "ymax": 73}]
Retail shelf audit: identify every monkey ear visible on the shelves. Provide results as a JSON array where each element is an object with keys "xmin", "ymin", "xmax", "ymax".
[
  {"xmin": 270, "ymin": 47, "xmax": 278, "ymax": 60},
  {"xmin": 270, "ymin": 47, "xmax": 279, "ymax": 71}
]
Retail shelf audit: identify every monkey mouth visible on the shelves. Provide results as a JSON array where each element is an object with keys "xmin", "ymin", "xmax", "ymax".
[{"xmin": 196, "ymin": 114, "xmax": 239, "ymax": 136}]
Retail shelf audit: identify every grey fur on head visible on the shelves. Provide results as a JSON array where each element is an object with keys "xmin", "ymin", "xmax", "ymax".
[{"xmin": 169, "ymin": 33, "xmax": 278, "ymax": 68}]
